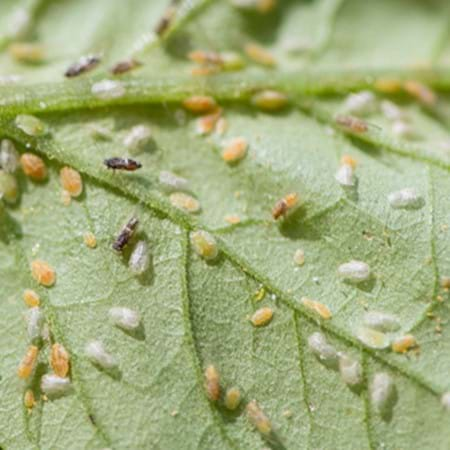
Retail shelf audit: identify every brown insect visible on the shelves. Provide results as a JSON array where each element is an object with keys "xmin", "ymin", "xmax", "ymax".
[
  {"xmin": 155, "ymin": 0, "xmax": 180, "ymax": 36},
  {"xmin": 110, "ymin": 59, "xmax": 142, "ymax": 75},
  {"xmin": 64, "ymin": 55, "xmax": 101, "ymax": 78},
  {"xmin": 335, "ymin": 115, "xmax": 369, "ymax": 133},
  {"xmin": 113, "ymin": 217, "xmax": 139, "ymax": 251},
  {"xmin": 272, "ymin": 193, "xmax": 298, "ymax": 219},
  {"xmin": 104, "ymin": 157, "xmax": 142, "ymax": 171}
]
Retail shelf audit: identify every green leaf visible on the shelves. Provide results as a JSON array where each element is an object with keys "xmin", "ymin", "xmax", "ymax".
[{"xmin": 2, "ymin": 1, "xmax": 450, "ymax": 449}]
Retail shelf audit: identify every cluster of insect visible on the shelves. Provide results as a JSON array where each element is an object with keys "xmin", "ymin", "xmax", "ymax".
[{"xmin": 3, "ymin": 0, "xmax": 450, "ymax": 442}]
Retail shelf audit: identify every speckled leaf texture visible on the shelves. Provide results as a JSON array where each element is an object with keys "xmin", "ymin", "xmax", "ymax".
[{"xmin": 1, "ymin": 0, "xmax": 450, "ymax": 449}]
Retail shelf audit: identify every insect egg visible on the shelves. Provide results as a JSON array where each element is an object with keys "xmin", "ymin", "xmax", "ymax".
[
  {"xmin": 169, "ymin": 192, "xmax": 200, "ymax": 213},
  {"xmin": 246, "ymin": 400, "xmax": 272, "ymax": 435},
  {"xmin": 31, "ymin": 259, "xmax": 56, "ymax": 287},
  {"xmin": 391, "ymin": 334, "xmax": 417, "ymax": 353},
  {"xmin": 23, "ymin": 289, "xmax": 40, "ymax": 307},
  {"xmin": 26, "ymin": 306, "xmax": 44, "ymax": 343},
  {"xmin": 0, "ymin": 139, "xmax": 19, "ymax": 172},
  {"xmin": 190, "ymin": 230, "xmax": 218, "ymax": 260},
  {"xmin": 15, "ymin": 114, "xmax": 47, "ymax": 136},
  {"xmin": 0, "ymin": 171, "xmax": 18, "ymax": 203},
  {"xmin": 244, "ymin": 42, "xmax": 275, "ymax": 66},
  {"xmin": 24, "ymin": 389, "xmax": 36, "ymax": 409},
  {"xmin": 251, "ymin": 90, "xmax": 288, "ymax": 111},
  {"xmin": 182, "ymin": 96, "xmax": 218, "ymax": 114},
  {"xmin": 60, "ymin": 166, "xmax": 83, "ymax": 197},
  {"xmin": 337, "ymin": 260, "xmax": 370, "ymax": 283},
  {"xmin": 51, "ymin": 343, "xmax": 70, "ymax": 377},
  {"xmin": 307, "ymin": 332, "xmax": 338, "ymax": 367},
  {"xmin": 301, "ymin": 297, "xmax": 332, "ymax": 320},
  {"xmin": 188, "ymin": 50, "xmax": 223, "ymax": 66},
  {"xmin": 225, "ymin": 214, "xmax": 241, "ymax": 224},
  {"xmin": 123, "ymin": 125, "xmax": 152, "ymax": 155},
  {"xmin": 340, "ymin": 154, "xmax": 357, "ymax": 169},
  {"xmin": 109, "ymin": 307, "xmax": 141, "ymax": 331},
  {"xmin": 387, "ymin": 188, "xmax": 421, "ymax": 209},
  {"xmin": 20, "ymin": 153, "xmax": 47, "ymax": 180},
  {"xmin": 40, "ymin": 374, "xmax": 71, "ymax": 396},
  {"xmin": 338, "ymin": 354, "xmax": 362, "ymax": 387},
  {"xmin": 222, "ymin": 137, "xmax": 248, "ymax": 163},
  {"xmin": 225, "ymin": 387, "xmax": 241, "ymax": 410},
  {"xmin": 403, "ymin": 80, "xmax": 436, "ymax": 106},
  {"xmin": 374, "ymin": 78, "xmax": 402, "ymax": 94},
  {"xmin": 83, "ymin": 232, "xmax": 97, "ymax": 248},
  {"xmin": 196, "ymin": 109, "xmax": 222, "ymax": 135},
  {"xmin": 159, "ymin": 171, "xmax": 189, "ymax": 192},
  {"xmin": 85, "ymin": 340, "xmax": 117, "ymax": 369},
  {"xmin": 8, "ymin": 42, "xmax": 45, "ymax": 63},
  {"xmin": 204, "ymin": 365, "xmax": 220, "ymax": 401},
  {"xmin": 370, "ymin": 372, "xmax": 395, "ymax": 415},
  {"xmin": 293, "ymin": 249, "xmax": 305, "ymax": 266},
  {"xmin": 363, "ymin": 311, "xmax": 400, "ymax": 332},
  {"xmin": 17, "ymin": 345, "xmax": 39, "ymax": 379},
  {"xmin": 250, "ymin": 307, "xmax": 273, "ymax": 327}
]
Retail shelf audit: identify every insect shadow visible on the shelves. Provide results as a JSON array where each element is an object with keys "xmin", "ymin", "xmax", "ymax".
[
  {"xmin": 91, "ymin": 362, "xmax": 122, "ymax": 381},
  {"xmin": 277, "ymin": 207, "xmax": 322, "ymax": 241}
]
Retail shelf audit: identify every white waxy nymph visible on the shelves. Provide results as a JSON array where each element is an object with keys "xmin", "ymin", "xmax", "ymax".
[
  {"xmin": 91, "ymin": 79, "xmax": 125, "ymax": 99},
  {"xmin": 391, "ymin": 120, "xmax": 417, "ymax": 140},
  {"xmin": 0, "ymin": 139, "xmax": 19, "ymax": 173},
  {"xmin": 15, "ymin": 114, "xmax": 47, "ymax": 136},
  {"xmin": 123, "ymin": 125, "xmax": 152, "ymax": 155},
  {"xmin": 26, "ymin": 307, "xmax": 44, "ymax": 343},
  {"xmin": 109, "ymin": 307, "xmax": 140, "ymax": 331},
  {"xmin": 370, "ymin": 372, "xmax": 395, "ymax": 414},
  {"xmin": 335, "ymin": 164, "xmax": 354, "ymax": 187},
  {"xmin": 307, "ymin": 332, "xmax": 338, "ymax": 367},
  {"xmin": 0, "ymin": 171, "xmax": 18, "ymax": 204},
  {"xmin": 356, "ymin": 326, "xmax": 390, "ymax": 349},
  {"xmin": 343, "ymin": 91, "xmax": 376, "ymax": 116},
  {"xmin": 129, "ymin": 240, "xmax": 150, "ymax": 275},
  {"xmin": 381, "ymin": 100, "xmax": 405, "ymax": 121},
  {"xmin": 441, "ymin": 392, "xmax": 450, "ymax": 411},
  {"xmin": 85, "ymin": 340, "xmax": 117, "ymax": 369},
  {"xmin": 40, "ymin": 374, "xmax": 71, "ymax": 396},
  {"xmin": 159, "ymin": 170, "xmax": 189, "ymax": 192},
  {"xmin": 363, "ymin": 311, "xmax": 400, "ymax": 332},
  {"xmin": 338, "ymin": 260, "xmax": 370, "ymax": 283},
  {"xmin": 338, "ymin": 354, "xmax": 362, "ymax": 387},
  {"xmin": 388, "ymin": 188, "xmax": 421, "ymax": 209}
]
